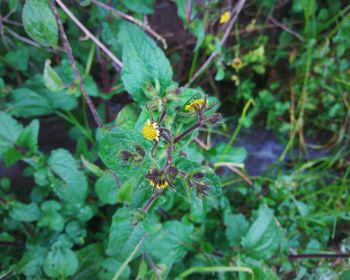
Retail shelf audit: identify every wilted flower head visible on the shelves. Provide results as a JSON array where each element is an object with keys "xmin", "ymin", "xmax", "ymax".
[
  {"xmin": 146, "ymin": 168, "xmax": 169, "ymax": 190},
  {"xmin": 142, "ymin": 119, "xmax": 160, "ymax": 141},
  {"xmin": 231, "ymin": 57, "xmax": 243, "ymax": 70}
]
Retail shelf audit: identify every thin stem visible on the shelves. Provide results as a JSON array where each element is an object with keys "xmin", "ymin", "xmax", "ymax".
[
  {"xmin": 92, "ymin": 0, "xmax": 167, "ymax": 49},
  {"xmin": 174, "ymin": 121, "xmax": 203, "ymax": 144},
  {"xmin": 51, "ymin": 0, "xmax": 104, "ymax": 128},
  {"xmin": 4, "ymin": 27, "xmax": 62, "ymax": 53},
  {"xmin": 54, "ymin": 0, "xmax": 122, "ymax": 68},
  {"xmin": 185, "ymin": 0, "xmax": 246, "ymax": 87},
  {"xmin": 142, "ymin": 192, "xmax": 162, "ymax": 213},
  {"xmin": 268, "ymin": 16, "xmax": 304, "ymax": 42}
]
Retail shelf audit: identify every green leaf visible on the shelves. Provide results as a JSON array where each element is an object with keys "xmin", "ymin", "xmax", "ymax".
[
  {"xmin": 98, "ymin": 258, "xmax": 130, "ymax": 280},
  {"xmin": 106, "ymin": 208, "xmax": 145, "ymax": 262},
  {"xmin": 38, "ymin": 200, "xmax": 64, "ymax": 232},
  {"xmin": 0, "ymin": 112, "xmax": 23, "ymax": 157},
  {"xmin": 115, "ymin": 103, "xmax": 140, "ymax": 129},
  {"xmin": 224, "ymin": 212, "xmax": 249, "ymax": 246},
  {"xmin": 9, "ymin": 0, "xmax": 19, "ymax": 12},
  {"xmin": 241, "ymin": 207, "xmax": 284, "ymax": 260},
  {"xmin": 5, "ymin": 48, "xmax": 29, "ymax": 71},
  {"xmin": 145, "ymin": 221, "xmax": 193, "ymax": 266},
  {"xmin": 22, "ymin": 0, "xmax": 58, "ymax": 47},
  {"xmin": 120, "ymin": 0, "xmax": 154, "ymax": 14},
  {"xmin": 95, "ymin": 173, "xmax": 119, "ymax": 205},
  {"xmin": 120, "ymin": 22, "xmax": 172, "ymax": 105},
  {"xmin": 43, "ymin": 59, "xmax": 64, "ymax": 92},
  {"xmin": 9, "ymin": 75, "xmax": 78, "ymax": 118},
  {"xmin": 16, "ymin": 247, "xmax": 48, "ymax": 277},
  {"xmin": 16, "ymin": 119, "xmax": 39, "ymax": 153},
  {"xmin": 116, "ymin": 178, "xmax": 134, "ymax": 203},
  {"xmin": 97, "ymin": 127, "xmax": 151, "ymax": 186},
  {"xmin": 48, "ymin": 149, "xmax": 88, "ymax": 203},
  {"xmin": 81, "ymin": 155, "xmax": 104, "ymax": 177},
  {"xmin": 210, "ymin": 143, "xmax": 247, "ymax": 164},
  {"xmin": 44, "ymin": 245, "xmax": 79, "ymax": 278},
  {"xmin": 10, "ymin": 202, "xmax": 40, "ymax": 222},
  {"xmin": 75, "ymin": 244, "xmax": 104, "ymax": 279}
]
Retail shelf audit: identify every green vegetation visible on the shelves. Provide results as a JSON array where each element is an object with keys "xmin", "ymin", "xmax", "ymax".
[{"xmin": 1, "ymin": 0, "xmax": 350, "ymax": 279}]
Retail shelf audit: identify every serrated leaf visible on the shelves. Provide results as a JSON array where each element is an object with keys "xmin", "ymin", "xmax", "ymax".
[
  {"xmin": 75, "ymin": 244, "xmax": 104, "ymax": 279},
  {"xmin": 44, "ymin": 246, "xmax": 78, "ymax": 278},
  {"xmin": 224, "ymin": 212, "xmax": 249, "ymax": 246},
  {"xmin": 145, "ymin": 221, "xmax": 193, "ymax": 266},
  {"xmin": 95, "ymin": 173, "xmax": 119, "ymax": 205},
  {"xmin": 22, "ymin": 0, "xmax": 58, "ymax": 47},
  {"xmin": 43, "ymin": 59, "xmax": 64, "ymax": 92},
  {"xmin": 106, "ymin": 208, "xmax": 145, "ymax": 262},
  {"xmin": 9, "ymin": 75, "xmax": 77, "ymax": 118},
  {"xmin": 17, "ymin": 247, "xmax": 48, "ymax": 277},
  {"xmin": 10, "ymin": 202, "xmax": 40, "ymax": 222},
  {"xmin": 241, "ymin": 207, "xmax": 284, "ymax": 260},
  {"xmin": 0, "ymin": 112, "xmax": 23, "ymax": 157},
  {"xmin": 16, "ymin": 119, "xmax": 39, "ymax": 153},
  {"xmin": 120, "ymin": 22, "xmax": 172, "ymax": 105},
  {"xmin": 48, "ymin": 149, "xmax": 88, "ymax": 203},
  {"xmin": 97, "ymin": 127, "xmax": 152, "ymax": 188},
  {"xmin": 98, "ymin": 258, "xmax": 130, "ymax": 280}
]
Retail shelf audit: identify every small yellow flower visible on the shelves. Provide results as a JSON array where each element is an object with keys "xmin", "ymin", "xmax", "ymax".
[
  {"xmin": 148, "ymin": 178, "xmax": 168, "ymax": 190},
  {"xmin": 142, "ymin": 119, "xmax": 160, "ymax": 141},
  {"xmin": 231, "ymin": 57, "xmax": 243, "ymax": 70},
  {"xmin": 220, "ymin": 11, "xmax": 230, "ymax": 24},
  {"xmin": 185, "ymin": 99, "xmax": 209, "ymax": 112},
  {"xmin": 231, "ymin": 75, "xmax": 240, "ymax": 86}
]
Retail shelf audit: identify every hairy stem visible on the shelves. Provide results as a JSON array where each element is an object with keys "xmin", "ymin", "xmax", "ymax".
[{"xmin": 174, "ymin": 121, "xmax": 203, "ymax": 144}]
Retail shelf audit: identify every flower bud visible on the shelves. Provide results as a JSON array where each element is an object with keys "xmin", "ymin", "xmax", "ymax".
[
  {"xmin": 135, "ymin": 145, "xmax": 145, "ymax": 157},
  {"xmin": 120, "ymin": 150, "xmax": 132, "ymax": 162},
  {"xmin": 166, "ymin": 165, "xmax": 178, "ymax": 181},
  {"xmin": 206, "ymin": 113, "xmax": 222, "ymax": 124},
  {"xmin": 192, "ymin": 172, "xmax": 204, "ymax": 180}
]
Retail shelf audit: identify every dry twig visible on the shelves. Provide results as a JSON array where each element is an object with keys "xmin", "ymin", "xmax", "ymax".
[
  {"xmin": 54, "ymin": 0, "xmax": 122, "ymax": 68},
  {"xmin": 91, "ymin": 0, "xmax": 167, "ymax": 49}
]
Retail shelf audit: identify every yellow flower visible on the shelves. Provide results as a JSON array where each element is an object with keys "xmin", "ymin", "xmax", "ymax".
[
  {"xmin": 185, "ymin": 99, "xmax": 209, "ymax": 112},
  {"xmin": 148, "ymin": 178, "xmax": 168, "ymax": 190},
  {"xmin": 220, "ymin": 11, "xmax": 230, "ymax": 24},
  {"xmin": 231, "ymin": 75, "xmax": 240, "ymax": 86},
  {"xmin": 231, "ymin": 57, "xmax": 243, "ymax": 70},
  {"xmin": 142, "ymin": 119, "xmax": 160, "ymax": 141}
]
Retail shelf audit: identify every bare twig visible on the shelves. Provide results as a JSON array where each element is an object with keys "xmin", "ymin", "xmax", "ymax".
[
  {"xmin": 91, "ymin": 0, "xmax": 167, "ymax": 49},
  {"xmin": 4, "ymin": 27, "xmax": 62, "ymax": 53},
  {"xmin": 214, "ymin": 162, "xmax": 253, "ymax": 186},
  {"xmin": 289, "ymin": 253, "xmax": 350, "ymax": 260},
  {"xmin": 268, "ymin": 16, "xmax": 304, "ymax": 41},
  {"xmin": 53, "ymin": 0, "xmax": 122, "ymax": 68},
  {"xmin": 185, "ymin": 0, "xmax": 246, "ymax": 87},
  {"xmin": 51, "ymin": 0, "xmax": 104, "ymax": 127}
]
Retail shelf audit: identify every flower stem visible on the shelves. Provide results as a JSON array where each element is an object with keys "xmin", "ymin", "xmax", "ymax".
[{"xmin": 174, "ymin": 121, "xmax": 203, "ymax": 144}]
